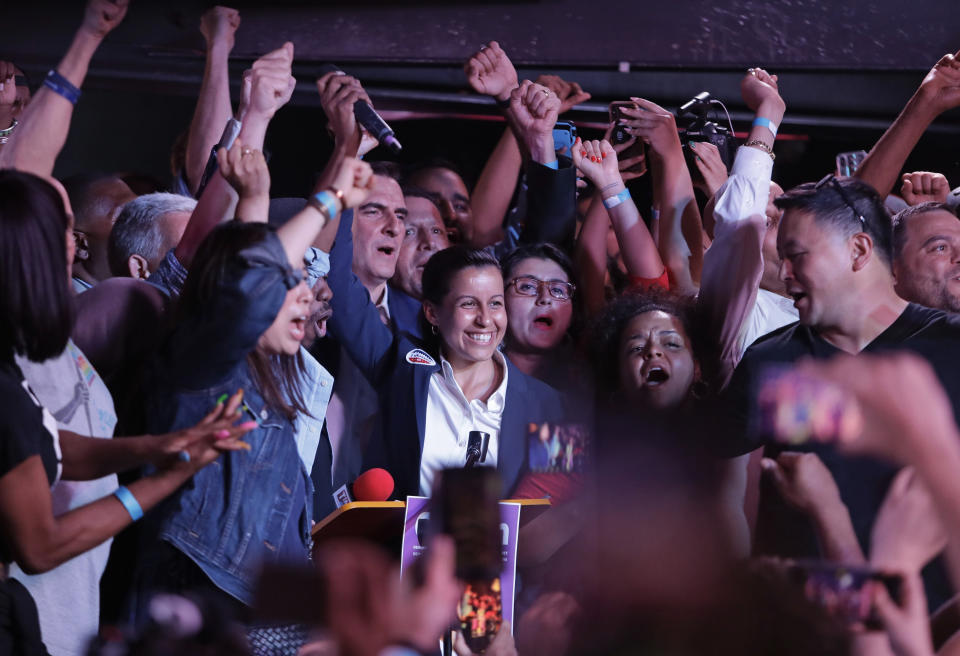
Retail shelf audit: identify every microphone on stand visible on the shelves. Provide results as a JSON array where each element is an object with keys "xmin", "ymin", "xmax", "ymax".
[
  {"xmin": 464, "ymin": 431, "xmax": 490, "ymax": 469},
  {"xmin": 332, "ymin": 468, "xmax": 395, "ymax": 508}
]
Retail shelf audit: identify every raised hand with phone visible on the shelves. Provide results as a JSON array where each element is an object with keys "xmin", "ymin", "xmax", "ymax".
[{"xmin": 618, "ymin": 96, "xmax": 704, "ymax": 294}]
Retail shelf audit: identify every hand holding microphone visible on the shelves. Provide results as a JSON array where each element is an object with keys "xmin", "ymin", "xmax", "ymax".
[{"xmin": 317, "ymin": 66, "xmax": 401, "ymax": 155}]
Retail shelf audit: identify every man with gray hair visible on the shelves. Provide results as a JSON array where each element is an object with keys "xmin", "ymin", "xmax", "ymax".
[{"xmin": 107, "ymin": 192, "xmax": 196, "ymax": 279}]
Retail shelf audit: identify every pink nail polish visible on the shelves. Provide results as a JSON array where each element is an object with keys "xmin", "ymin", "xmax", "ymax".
[
  {"xmin": 215, "ymin": 429, "xmax": 231, "ymax": 439},
  {"xmin": 239, "ymin": 421, "xmax": 258, "ymax": 430}
]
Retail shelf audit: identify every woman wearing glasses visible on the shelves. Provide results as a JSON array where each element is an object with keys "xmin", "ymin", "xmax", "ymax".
[
  {"xmin": 326, "ymin": 211, "xmax": 565, "ymax": 499},
  {"xmin": 500, "ymin": 244, "xmax": 584, "ymax": 395}
]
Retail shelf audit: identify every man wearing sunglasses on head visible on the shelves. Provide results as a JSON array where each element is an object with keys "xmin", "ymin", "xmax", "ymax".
[{"xmin": 718, "ymin": 172, "xmax": 960, "ymax": 611}]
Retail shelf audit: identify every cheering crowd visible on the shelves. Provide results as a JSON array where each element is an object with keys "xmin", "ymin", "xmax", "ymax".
[{"xmin": 4, "ymin": 1, "xmax": 960, "ymax": 655}]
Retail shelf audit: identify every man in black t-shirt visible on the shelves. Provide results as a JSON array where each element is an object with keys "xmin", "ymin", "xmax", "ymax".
[{"xmin": 721, "ymin": 175, "xmax": 960, "ymax": 607}]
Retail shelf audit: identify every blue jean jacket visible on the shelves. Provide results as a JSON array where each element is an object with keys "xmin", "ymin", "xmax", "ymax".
[{"xmin": 140, "ymin": 233, "xmax": 314, "ymax": 607}]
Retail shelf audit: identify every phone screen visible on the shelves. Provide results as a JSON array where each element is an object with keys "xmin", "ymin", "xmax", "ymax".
[
  {"xmin": 434, "ymin": 467, "xmax": 503, "ymax": 581},
  {"xmin": 786, "ymin": 560, "xmax": 902, "ymax": 629},
  {"xmin": 552, "ymin": 121, "xmax": 577, "ymax": 156},
  {"xmin": 609, "ymin": 101, "xmax": 639, "ymax": 144}
]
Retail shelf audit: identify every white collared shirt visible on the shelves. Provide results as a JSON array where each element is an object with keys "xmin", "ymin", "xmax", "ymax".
[{"xmin": 419, "ymin": 350, "xmax": 508, "ymax": 496}]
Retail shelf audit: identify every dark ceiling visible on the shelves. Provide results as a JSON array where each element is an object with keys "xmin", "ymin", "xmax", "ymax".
[{"xmin": 5, "ymin": 1, "xmax": 960, "ymax": 189}]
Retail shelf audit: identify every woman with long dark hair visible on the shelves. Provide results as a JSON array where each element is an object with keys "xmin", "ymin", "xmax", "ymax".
[
  {"xmin": 130, "ymin": 155, "xmax": 373, "ymax": 620},
  {"xmin": 0, "ymin": 170, "xmax": 253, "ymax": 654}
]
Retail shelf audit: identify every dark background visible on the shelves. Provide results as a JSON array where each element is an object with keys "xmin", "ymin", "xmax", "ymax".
[{"xmin": 5, "ymin": 0, "xmax": 960, "ymax": 195}]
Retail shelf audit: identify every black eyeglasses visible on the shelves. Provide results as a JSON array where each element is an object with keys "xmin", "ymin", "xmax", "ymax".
[
  {"xmin": 815, "ymin": 174, "xmax": 866, "ymax": 227},
  {"xmin": 507, "ymin": 276, "xmax": 576, "ymax": 301}
]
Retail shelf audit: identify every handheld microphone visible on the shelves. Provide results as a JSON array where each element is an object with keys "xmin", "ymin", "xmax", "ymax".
[
  {"xmin": 195, "ymin": 117, "xmax": 242, "ymax": 199},
  {"xmin": 464, "ymin": 431, "xmax": 490, "ymax": 468},
  {"xmin": 332, "ymin": 467, "xmax": 395, "ymax": 508},
  {"xmin": 320, "ymin": 64, "xmax": 402, "ymax": 153}
]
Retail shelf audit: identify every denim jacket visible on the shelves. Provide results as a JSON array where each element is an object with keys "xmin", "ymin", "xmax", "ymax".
[{"xmin": 142, "ymin": 233, "xmax": 314, "ymax": 606}]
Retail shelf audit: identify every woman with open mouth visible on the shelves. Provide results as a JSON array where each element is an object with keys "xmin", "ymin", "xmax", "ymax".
[
  {"xmin": 501, "ymin": 243, "xmax": 587, "ymax": 399},
  {"xmin": 130, "ymin": 152, "xmax": 373, "ymax": 625},
  {"xmin": 326, "ymin": 215, "xmax": 566, "ymax": 498}
]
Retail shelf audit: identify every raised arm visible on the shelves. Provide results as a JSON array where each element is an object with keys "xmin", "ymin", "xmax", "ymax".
[
  {"xmin": 574, "ymin": 195, "xmax": 613, "ymax": 317},
  {"xmin": 699, "ymin": 67, "xmax": 785, "ymax": 388},
  {"xmin": 464, "ymin": 41, "xmax": 522, "ymax": 247},
  {"xmin": 854, "ymin": 49, "xmax": 960, "ymax": 198},
  {"xmin": 182, "ymin": 6, "xmax": 241, "ymax": 196},
  {"xmin": 572, "ymin": 138, "xmax": 664, "ymax": 281},
  {"xmin": 620, "ymin": 98, "xmax": 703, "ymax": 295},
  {"xmin": 174, "ymin": 42, "xmax": 296, "ymax": 270},
  {"xmin": 505, "ymin": 80, "xmax": 578, "ymax": 247},
  {"xmin": 326, "ymin": 208, "xmax": 402, "ymax": 385},
  {"xmin": 312, "ymin": 70, "xmax": 379, "ymax": 197},
  {"xmin": 0, "ymin": 0, "xmax": 128, "ymax": 175}
]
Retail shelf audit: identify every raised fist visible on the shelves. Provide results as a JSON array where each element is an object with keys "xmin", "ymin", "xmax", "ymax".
[
  {"xmin": 465, "ymin": 41, "xmax": 518, "ymax": 102},
  {"xmin": 329, "ymin": 157, "xmax": 375, "ymax": 211},
  {"xmin": 248, "ymin": 42, "xmax": 296, "ymax": 119},
  {"xmin": 508, "ymin": 80, "xmax": 561, "ymax": 137},
  {"xmin": 200, "ymin": 6, "xmax": 241, "ymax": 51},
  {"xmin": 917, "ymin": 49, "xmax": 960, "ymax": 116},
  {"xmin": 901, "ymin": 171, "xmax": 950, "ymax": 205},
  {"xmin": 81, "ymin": 0, "xmax": 129, "ymax": 40},
  {"xmin": 740, "ymin": 67, "xmax": 784, "ymax": 114}
]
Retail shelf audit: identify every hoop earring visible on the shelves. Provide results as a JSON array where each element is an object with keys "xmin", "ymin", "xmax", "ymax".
[{"xmin": 431, "ymin": 324, "xmax": 439, "ymax": 336}]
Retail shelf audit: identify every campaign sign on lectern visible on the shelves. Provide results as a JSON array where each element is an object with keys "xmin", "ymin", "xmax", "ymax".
[{"xmin": 399, "ymin": 496, "xmax": 522, "ymax": 629}]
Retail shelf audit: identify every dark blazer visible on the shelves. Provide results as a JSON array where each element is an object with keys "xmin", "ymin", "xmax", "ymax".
[
  {"xmin": 327, "ymin": 210, "xmax": 566, "ymax": 498},
  {"xmin": 387, "ymin": 285, "xmax": 424, "ymax": 342}
]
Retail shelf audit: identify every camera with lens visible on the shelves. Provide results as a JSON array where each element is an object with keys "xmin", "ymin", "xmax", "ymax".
[{"xmin": 677, "ymin": 91, "xmax": 738, "ymax": 182}]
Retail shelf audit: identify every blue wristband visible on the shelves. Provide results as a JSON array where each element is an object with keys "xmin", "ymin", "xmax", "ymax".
[
  {"xmin": 113, "ymin": 485, "xmax": 144, "ymax": 521},
  {"xmin": 602, "ymin": 188, "xmax": 631, "ymax": 209},
  {"xmin": 752, "ymin": 116, "xmax": 778, "ymax": 138},
  {"xmin": 310, "ymin": 191, "xmax": 339, "ymax": 220},
  {"xmin": 541, "ymin": 159, "xmax": 559, "ymax": 170},
  {"xmin": 43, "ymin": 70, "xmax": 81, "ymax": 105}
]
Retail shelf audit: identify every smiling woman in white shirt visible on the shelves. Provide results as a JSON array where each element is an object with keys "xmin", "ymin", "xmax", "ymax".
[{"xmin": 326, "ymin": 211, "xmax": 566, "ymax": 498}]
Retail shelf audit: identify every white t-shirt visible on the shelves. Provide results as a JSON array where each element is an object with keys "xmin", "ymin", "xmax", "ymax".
[{"xmin": 12, "ymin": 339, "xmax": 117, "ymax": 656}]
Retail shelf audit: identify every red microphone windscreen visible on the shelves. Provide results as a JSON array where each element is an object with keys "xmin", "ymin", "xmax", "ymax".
[{"xmin": 351, "ymin": 468, "xmax": 395, "ymax": 501}]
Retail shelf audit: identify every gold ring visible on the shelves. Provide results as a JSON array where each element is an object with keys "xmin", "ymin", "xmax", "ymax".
[{"xmin": 241, "ymin": 148, "xmax": 253, "ymax": 157}]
